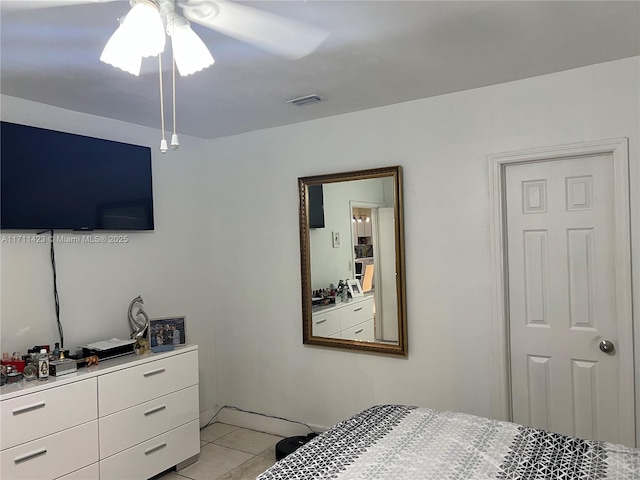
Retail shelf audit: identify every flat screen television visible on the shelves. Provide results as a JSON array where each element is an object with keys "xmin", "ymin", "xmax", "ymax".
[{"xmin": 1, "ymin": 121, "xmax": 154, "ymax": 231}]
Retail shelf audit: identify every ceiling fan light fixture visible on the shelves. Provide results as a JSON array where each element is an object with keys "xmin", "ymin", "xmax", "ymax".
[
  {"xmin": 100, "ymin": 0, "xmax": 164, "ymax": 73},
  {"xmin": 124, "ymin": 0, "xmax": 166, "ymax": 58},
  {"xmin": 170, "ymin": 23, "xmax": 215, "ymax": 76},
  {"xmin": 100, "ymin": 22, "xmax": 142, "ymax": 75}
]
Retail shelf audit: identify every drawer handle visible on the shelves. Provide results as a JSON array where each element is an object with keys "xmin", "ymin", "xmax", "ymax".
[
  {"xmin": 144, "ymin": 443, "xmax": 167, "ymax": 455},
  {"xmin": 144, "ymin": 404, "xmax": 167, "ymax": 416},
  {"xmin": 353, "ymin": 307, "xmax": 363, "ymax": 312},
  {"xmin": 315, "ymin": 319, "xmax": 327, "ymax": 324},
  {"xmin": 355, "ymin": 329, "xmax": 364, "ymax": 334},
  {"xmin": 14, "ymin": 448, "xmax": 47, "ymax": 464},
  {"xmin": 12, "ymin": 402, "xmax": 46, "ymax": 415},
  {"xmin": 143, "ymin": 368, "xmax": 166, "ymax": 377}
]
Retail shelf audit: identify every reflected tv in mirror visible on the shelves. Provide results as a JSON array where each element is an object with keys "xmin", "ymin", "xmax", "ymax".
[
  {"xmin": 1, "ymin": 122, "xmax": 154, "ymax": 231},
  {"xmin": 308, "ymin": 184, "xmax": 324, "ymax": 229}
]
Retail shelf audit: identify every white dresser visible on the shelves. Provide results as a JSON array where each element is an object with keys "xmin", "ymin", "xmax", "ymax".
[
  {"xmin": 0, "ymin": 345, "xmax": 200, "ymax": 480},
  {"xmin": 312, "ymin": 295, "xmax": 375, "ymax": 341}
]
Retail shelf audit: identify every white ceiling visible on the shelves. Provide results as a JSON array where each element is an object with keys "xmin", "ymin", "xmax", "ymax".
[{"xmin": 2, "ymin": 1, "xmax": 639, "ymax": 139}]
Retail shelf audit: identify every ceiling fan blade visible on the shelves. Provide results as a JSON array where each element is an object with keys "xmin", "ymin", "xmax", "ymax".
[
  {"xmin": 0, "ymin": 0, "xmax": 115, "ymax": 12},
  {"xmin": 179, "ymin": 0, "xmax": 329, "ymax": 60}
]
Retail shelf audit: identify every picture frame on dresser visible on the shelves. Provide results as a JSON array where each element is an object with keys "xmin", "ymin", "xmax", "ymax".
[
  {"xmin": 149, "ymin": 316, "xmax": 186, "ymax": 352},
  {"xmin": 347, "ymin": 278, "xmax": 364, "ymax": 298}
]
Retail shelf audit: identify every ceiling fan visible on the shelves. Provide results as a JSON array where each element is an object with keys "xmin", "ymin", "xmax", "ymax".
[
  {"xmin": 2, "ymin": 0, "xmax": 329, "ymax": 151},
  {"xmin": 1, "ymin": 0, "xmax": 330, "ymax": 67}
]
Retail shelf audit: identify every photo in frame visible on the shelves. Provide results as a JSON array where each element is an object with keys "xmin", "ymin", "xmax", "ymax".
[
  {"xmin": 347, "ymin": 278, "xmax": 364, "ymax": 298},
  {"xmin": 149, "ymin": 316, "xmax": 186, "ymax": 352}
]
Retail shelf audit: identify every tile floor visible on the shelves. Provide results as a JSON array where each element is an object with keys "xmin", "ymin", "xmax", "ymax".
[{"xmin": 159, "ymin": 423, "xmax": 283, "ymax": 480}]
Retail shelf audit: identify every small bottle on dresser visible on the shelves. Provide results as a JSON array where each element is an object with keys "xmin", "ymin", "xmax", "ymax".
[{"xmin": 38, "ymin": 349, "xmax": 49, "ymax": 380}]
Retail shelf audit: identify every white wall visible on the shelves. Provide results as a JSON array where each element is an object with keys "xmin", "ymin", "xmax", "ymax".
[
  {"xmin": 1, "ymin": 56, "xmax": 638, "ymax": 445},
  {"xmin": 0, "ymin": 96, "xmax": 217, "ymax": 415},
  {"xmin": 208, "ymin": 57, "xmax": 640, "ymax": 444}
]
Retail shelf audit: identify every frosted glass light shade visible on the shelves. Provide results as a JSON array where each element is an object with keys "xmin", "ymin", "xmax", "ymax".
[
  {"xmin": 170, "ymin": 24, "xmax": 214, "ymax": 76},
  {"xmin": 100, "ymin": 0, "xmax": 165, "ymax": 73},
  {"xmin": 100, "ymin": 23, "xmax": 142, "ymax": 75},
  {"xmin": 125, "ymin": 1, "xmax": 166, "ymax": 58}
]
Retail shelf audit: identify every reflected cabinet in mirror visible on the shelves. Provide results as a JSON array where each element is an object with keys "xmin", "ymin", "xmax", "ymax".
[{"xmin": 299, "ymin": 166, "xmax": 407, "ymax": 356}]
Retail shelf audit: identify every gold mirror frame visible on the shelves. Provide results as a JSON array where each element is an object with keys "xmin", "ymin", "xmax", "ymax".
[{"xmin": 299, "ymin": 166, "xmax": 408, "ymax": 356}]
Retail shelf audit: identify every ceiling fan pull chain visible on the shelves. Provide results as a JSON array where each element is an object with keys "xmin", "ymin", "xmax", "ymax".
[
  {"xmin": 171, "ymin": 34, "xmax": 179, "ymax": 150},
  {"xmin": 159, "ymin": 53, "xmax": 168, "ymax": 153}
]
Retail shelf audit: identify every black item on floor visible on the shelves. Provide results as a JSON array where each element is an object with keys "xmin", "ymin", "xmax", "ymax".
[{"xmin": 275, "ymin": 433, "xmax": 318, "ymax": 460}]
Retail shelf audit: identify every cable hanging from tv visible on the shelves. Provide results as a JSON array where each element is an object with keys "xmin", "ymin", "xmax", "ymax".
[{"xmin": 38, "ymin": 229, "xmax": 64, "ymax": 349}]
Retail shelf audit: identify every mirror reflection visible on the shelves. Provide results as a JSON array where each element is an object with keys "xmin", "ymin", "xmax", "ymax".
[{"xmin": 299, "ymin": 166, "xmax": 407, "ymax": 356}]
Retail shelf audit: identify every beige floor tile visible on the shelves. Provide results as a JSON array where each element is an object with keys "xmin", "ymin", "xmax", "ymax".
[
  {"xmin": 200, "ymin": 422, "xmax": 240, "ymax": 443},
  {"xmin": 213, "ymin": 428, "xmax": 283, "ymax": 455},
  {"xmin": 178, "ymin": 443, "xmax": 253, "ymax": 480},
  {"xmin": 216, "ymin": 456, "xmax": 276, "ymax": 480},
  {"xmin": 256, "ymin": 446, "xmax": 277, "ymax": 460},
  {"xmin": 201, "ymin": 440, "xmax": 208, "ymax": 447}
]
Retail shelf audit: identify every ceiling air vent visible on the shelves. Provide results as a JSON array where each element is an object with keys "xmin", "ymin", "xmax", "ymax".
[{"xmin": 286, "ymin": 94, "xmax": 325, "ymax": 106}]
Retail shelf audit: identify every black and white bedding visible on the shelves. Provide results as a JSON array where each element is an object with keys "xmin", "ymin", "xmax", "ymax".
[{"xmin": 257, "ymin": 405, "xmax": 639, "ymax": 480}]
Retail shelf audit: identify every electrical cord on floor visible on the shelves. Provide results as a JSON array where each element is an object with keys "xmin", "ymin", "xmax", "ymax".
[{"xmin": 201, "ymin": 405, "xmax": 317, "ymax": 434}]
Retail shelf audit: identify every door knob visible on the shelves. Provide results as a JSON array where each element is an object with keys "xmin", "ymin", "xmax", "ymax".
[{"xmin": 599, "ymin": 340, "xmax": 615, "ymax": 354}]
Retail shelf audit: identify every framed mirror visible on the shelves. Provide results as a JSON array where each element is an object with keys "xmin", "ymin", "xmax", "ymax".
[{"xmin": 299, "ymin": 166, "xmax": 407, "ymax": 356}]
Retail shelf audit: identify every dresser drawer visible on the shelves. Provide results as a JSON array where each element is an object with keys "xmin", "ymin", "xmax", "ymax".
[
  {"xmin": 56, "ymin": 463, "xmax": 99, "ymax": 480},
  {"xmin": 99, "ymin": 385, "xmax": 199, "ymax": 458},
  {"xmin": 341, "ymin": 319, "xmax": 375, "ymax": 342},
  {"xmin": 99, "ymin": 420, "xmax": 200, "ymax": 480},
  {"xmin": 0, "ymin": 421, "xmax": 98, "ymax": 480},
  {"xmin": 98, "ymin": 350, "xmax": 198, "ymax": 416},
  {"xmin": 1, "ymin": 378, "xmax": 97, "ymax": 451},
  {"xmin": 340, "ymin": 297, "xmax": 374, "ymax": 330},
  {"xmin": 312, "ymin": 309, "xmax": 340, "ymax": 337}
]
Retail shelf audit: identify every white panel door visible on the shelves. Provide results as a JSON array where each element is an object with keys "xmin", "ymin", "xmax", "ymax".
[{"xmin": 505, "ymin": 154, "xmax": 634, "ymax": 445}]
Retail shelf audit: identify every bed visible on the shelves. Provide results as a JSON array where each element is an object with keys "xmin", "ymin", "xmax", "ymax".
[{"xmin": 256, "ymin": 404, "xmax": 639, "ymax": 479}]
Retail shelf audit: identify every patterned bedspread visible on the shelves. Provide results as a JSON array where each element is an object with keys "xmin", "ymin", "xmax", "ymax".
[{"xmin": 257, "ymin": 405, "xmax": 639, "ymax": 480}]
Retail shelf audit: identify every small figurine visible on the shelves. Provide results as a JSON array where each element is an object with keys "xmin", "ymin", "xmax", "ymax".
[
  {"xmin": 84, "ymin": 355, "xmax": 99, "ymax": 367},
  {"xmin": 134, "ymin": 338, "xmax": 150, "ymax": 355},
  {"xmin": 128, "ymin": 295, "xmax": 150, "ymax": 339}
]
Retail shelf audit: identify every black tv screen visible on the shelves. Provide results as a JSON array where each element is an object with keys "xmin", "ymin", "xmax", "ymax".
[{"xmin": 1, "ymin": 122, "xmax": 154, "ymax": 231}]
